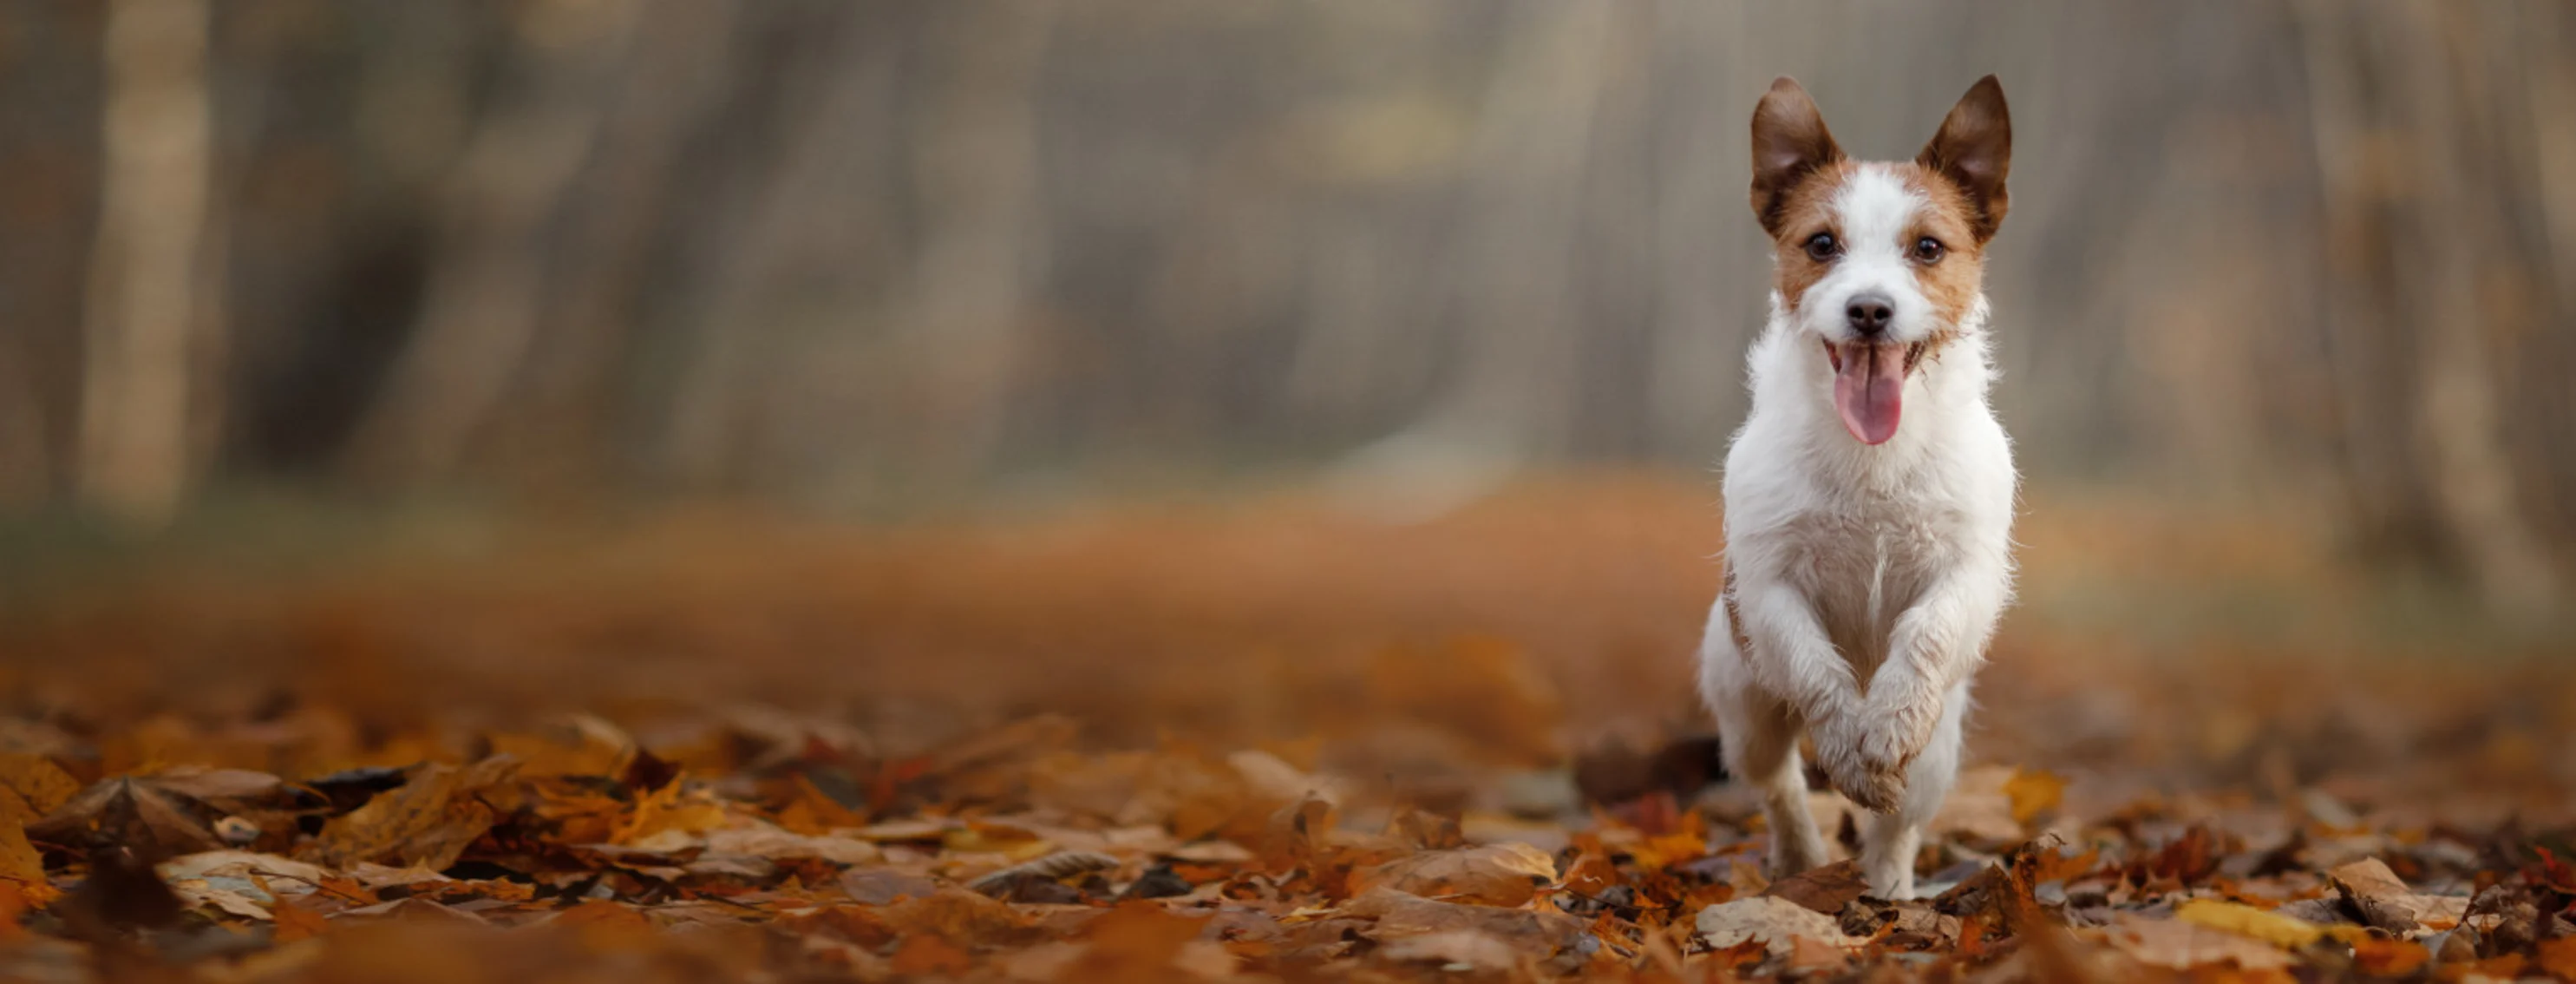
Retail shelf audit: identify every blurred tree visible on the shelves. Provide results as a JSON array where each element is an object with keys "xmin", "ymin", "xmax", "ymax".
[
  {"xmin": 76, "ymin": 0, "xmax": 219, "ymax": 527},
  {"xmin": 2294, "ymin": 0, "xmax": 2567, "ymax": 613}
]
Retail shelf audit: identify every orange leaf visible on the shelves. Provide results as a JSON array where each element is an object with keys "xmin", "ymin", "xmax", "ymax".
[
  {"xmin": 0, "ymin": 882, "xmax": 29, "ymax": 941},
  {"xmin": 2350, "ymin": 937, "xmax": 2429, "ymax": 976},
  {"xmin": 0, "ymin": 794, "xmax": 57, "ymax": 908},
  {"xmin": 2536, "ymin": 937, "xmax": 2576, "ymax": 980},
  {"xmin": 265, "ymin": 893, "xmax": 332, "ymax": 942},
  {"xmin": 891, "ymin": 935, "xmax": 976, "ymax": 976}
]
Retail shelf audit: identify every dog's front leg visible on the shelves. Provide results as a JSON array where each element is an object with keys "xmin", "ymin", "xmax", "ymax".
[
  {"xmin": 1732, "ymin": 580, "xmax": 1899, "ymax": 810},
  {"xmin": 1854, "ymin": 559, "xmax": 2011, "ymax": 788}
]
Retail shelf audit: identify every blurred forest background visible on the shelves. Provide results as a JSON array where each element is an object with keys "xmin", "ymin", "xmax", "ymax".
[{"xmin": 1, "ymin": 0, "xmax": 2573, "ymax": 618}]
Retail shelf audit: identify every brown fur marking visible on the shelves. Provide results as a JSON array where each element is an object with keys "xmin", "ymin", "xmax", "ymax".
[
  {"xmin": 1893, "ymin": 163, "xmax": 1988, "ymax": 331},
  {"xmin": 1769, "ymin": 160, "xmax": 1858, "ymax": 313}
]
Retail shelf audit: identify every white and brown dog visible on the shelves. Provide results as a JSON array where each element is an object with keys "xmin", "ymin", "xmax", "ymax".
[{"xmin": 1697, "ymin": 76, "xmax": 2017, "ymax": 900}]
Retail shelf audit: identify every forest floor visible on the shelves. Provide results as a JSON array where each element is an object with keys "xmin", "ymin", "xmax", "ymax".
[{"xmin": 0, "ymin": 475, "xmax": 2569, "ymax": 982}]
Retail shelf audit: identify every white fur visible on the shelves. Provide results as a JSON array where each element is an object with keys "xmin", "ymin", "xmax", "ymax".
[
  {"xmin": 1803, "ymin": 167, "xmax": 1939, "ymax": 347},
  {"xmin": 1697, "ymin": 164, "xmax": 2018, "ymax": 900}
]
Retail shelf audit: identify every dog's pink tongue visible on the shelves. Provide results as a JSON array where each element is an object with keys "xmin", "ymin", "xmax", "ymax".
[{"xmin": 1834, "ymin": 344, "xmax": 1906, "ymax": 445}]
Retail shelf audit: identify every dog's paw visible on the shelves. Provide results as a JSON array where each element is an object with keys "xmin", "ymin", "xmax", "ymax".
[
  {"xmin": 1812, "ymin": 714, "xmax": 1907, "ymax": 812},
  {"xmin": 1855, "ymin": 718, "xmax": 1923, "ymax": 777}
]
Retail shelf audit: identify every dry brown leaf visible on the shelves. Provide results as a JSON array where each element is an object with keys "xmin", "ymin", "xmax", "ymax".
[
  {"xmin": 891, "ymin": 935, "xmax": 977, "ymax": 976},
  {"xmin": 1379, "ymin": 929, "xmax": 1525, "ymax": 973},
  {"xmin": 1694, "ymin": 895, "xmax": 1862, "ymax": 957},
  {"xmin": 879, "ymin": 887, "xmax": 1038, "ymax": 948},
  {"xmin": 307, "ymin": 758, "xmax": 518, "ymax": 871},
  {"xmin": 1355, "ymin": 843, "xmax": 1557, "ymax": 907},
  {"xmin": 1063, "ymin": 900, "xmax": 1214, "ymax": 979},
  {"xmin": 1346, "ymin": 887, "xmax": 1590, "ymax": 956},
  {"xmin": 967, "ymin": 850, "xmax": 1118, "ymax": 895},
  {"xmin": 484, "ymin": 714, "xmax": 635, "ymax": 779},
  {"xmin": 2325, "ymin": 856, "xmax": 2468, "ymax": 933},
  {"xmin": 1228, "ymin": 748, "xmax": 1344, "ymax": 806},
  {"xmin": 1762, "ymin": 858, "xmax": 1872, "ymax": 915},
  {"xmin": 702, "ymin": 823, "xmax": 883, "ymax": 866},
  {"xmin": 29, "ymin": 775, "xmax": 229, "ymax": 859}
]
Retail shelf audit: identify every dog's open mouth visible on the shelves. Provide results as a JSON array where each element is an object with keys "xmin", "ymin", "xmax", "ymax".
[{"xmin": 1822, "ymin": 340, "xmax": 1927, "ymax": 446}]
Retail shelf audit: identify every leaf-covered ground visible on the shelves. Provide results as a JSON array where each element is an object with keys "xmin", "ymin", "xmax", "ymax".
[{"xmin": 0, "ymin": 478, "xmax": 2570, "ymax": 981}]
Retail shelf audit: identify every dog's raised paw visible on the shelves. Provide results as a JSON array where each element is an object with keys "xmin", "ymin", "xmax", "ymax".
[{"xmin": 1813, "ymin": 720, "xmax": 1907, "ymax": 812}]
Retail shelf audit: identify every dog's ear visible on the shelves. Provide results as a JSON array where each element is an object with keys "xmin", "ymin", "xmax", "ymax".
[
  {"xmin": 1918, "ymin": 75, "xmax": 2011, "ymax": 242},
  {"xmin": 1749, "ymin": 77, "xmax": 1843, "ymax": 238}
]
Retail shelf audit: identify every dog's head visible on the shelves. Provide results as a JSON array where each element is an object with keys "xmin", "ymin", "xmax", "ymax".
[{"xmin": 1749, "ymin": 76, "xmax": 2010, "ymax": 445}]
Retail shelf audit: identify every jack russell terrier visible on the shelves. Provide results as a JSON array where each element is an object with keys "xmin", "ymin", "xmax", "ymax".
[{"xmin": 1697, "ymin": 75, "xmax": 2018, "ymax": 900}]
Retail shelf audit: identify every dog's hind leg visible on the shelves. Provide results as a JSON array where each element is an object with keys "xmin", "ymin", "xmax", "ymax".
[
  {"xmin": 1700, "ymin": 606, "xmax": 1830, "ymax": 876},
  {"xmin": 1860, "ymin": 682, "xmax": 1968, "ymax": 898}
]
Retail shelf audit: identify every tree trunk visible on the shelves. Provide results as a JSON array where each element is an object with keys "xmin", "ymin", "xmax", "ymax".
[{"xmin": 77, "ymin": 0, "xmax": 217, "ymax": 527}]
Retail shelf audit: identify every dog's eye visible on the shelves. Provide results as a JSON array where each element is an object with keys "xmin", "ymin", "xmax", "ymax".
[
  {"xmin": 1803, "ymin": 233, "xmax": 1840, "ymax": 261},
  {"xmin": 1912, "ymin": 237, "xmax": 1946, "ymax": 264}
]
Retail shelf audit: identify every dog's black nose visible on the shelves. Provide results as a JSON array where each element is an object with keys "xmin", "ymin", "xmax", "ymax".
[{"xmin": 1846, "ymin": 293, "xmax": 1895, "ymax": 337}]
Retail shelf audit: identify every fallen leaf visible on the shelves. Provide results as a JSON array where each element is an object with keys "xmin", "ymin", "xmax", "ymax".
[
  {"xmin": 0, "ymin": 795, "xmax": 56, "ymax": 905},
  {"xmin": 1357, "ymin": 843, "xmax": 1557, "ymax": 907},
  {"xmin": 1379, "ymin": 929, "xmax": 1524, "ymax": 973},
  {"xmin": 892, "ymin": 935, "xmax": 977, "ymax": 975},
  {"xmin": 2003, "ymin": 768, "xmax": 2067, "ymax": 825},
  {"xmin": 1229, "ymin": 749, "xmax": 1344, "ymax": 805},
  {"xmin": 702, "ymin": 823, "xmax": 883, "ymax": 866},
  {"xmin": 255, "ymin": 875, "xmax": 332, "ymax": 942},
  {"xmin": 307, "ymin": 757, "xmax": 519, "ymax": 871},
  {"xmin": 29, "ymin": 775, "xmax": 232, "ymax": 859},
  {"xmin": 616, "ymin": 779, "xmax": 729, "ymax": 844},
  {"xmin": 1064, "ymin": 900, "xmax": 1212, "ymax": 979},
  {"xmin": 2536, "ymin": 936, "xmax": 2576, "ymax": 979},
  {"xmin": 1695, "ymin": 895, "xmax": 1862, "ymax": 957},
  {"xmin": 2326, "ymin": 856, "xmax": 2468, "ymax": 933},
  {"xmin": 1347, "ymin": 887, "xmax": 1591, "ymax": 957},
  {"xmin": 484, "ymin": 714, "xmax": 634, "ymax": 780},
  {"xmin": 0, "ymin": 754, "xmax": 82, "ymax": 817},
  {"xmin": 879, "ymin": 888, "xmax": 1037, "ymax": 948},
  {"xmin": 2174, "ymin": 897, "xmax": 2357, "ymax": 948},
  {"xmin": 1762, "ymin": 859, "xmax": 1871, "ymax": 915},
  {"xmin": 2102, "ymin": 915, "xmax": 2298, "ymax": 971},
  {"xmin": 2350, "ymin": 936, "xmax": 2430, "ymax": 975}
]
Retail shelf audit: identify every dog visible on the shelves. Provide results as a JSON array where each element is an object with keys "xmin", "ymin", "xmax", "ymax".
[{"xmin": 1697, "ymin": 75, "xmax": 2017, "ymax": 900}]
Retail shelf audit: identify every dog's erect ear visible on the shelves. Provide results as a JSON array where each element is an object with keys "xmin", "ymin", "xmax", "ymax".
[
  {"xmin": 1749, "ymin": 77, "xmax": 1843, "ymax": 238},
  {"xmin": 1918, "ymin": 75, "xmax": 2011, "ymax": 242}
]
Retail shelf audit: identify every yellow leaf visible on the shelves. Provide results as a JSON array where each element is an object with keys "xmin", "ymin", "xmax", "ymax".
[
  {"xmin": 0, "ymin": 785, "xmax": 59, "ymax": 907},
  {"xmin": 2175, "ymin": 898, "xmax": 2364, "ymax": 949},
  {"xmin": 2002, "ymin": 768, "xmax": 2067, "ymax": 825},
  {"xmin": 0, "ymin": 755, "xmax": 82, "ymax": 818},
  {"xmin": 616, "ymin": 779, "xmax": 728, "ymax": 844},
  {"xmin": 0, "ymin": 823, "xmax": 54, "ymax": 908}
]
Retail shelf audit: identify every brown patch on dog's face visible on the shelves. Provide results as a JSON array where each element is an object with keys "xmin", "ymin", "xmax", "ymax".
[
  {"xmin": 1769, "ymin": 160, "xmax": 1859, "ymax": 313},
  {"xmin": 1891, "ymin": 162, "xmax": 1987, "ymax": 331}
]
